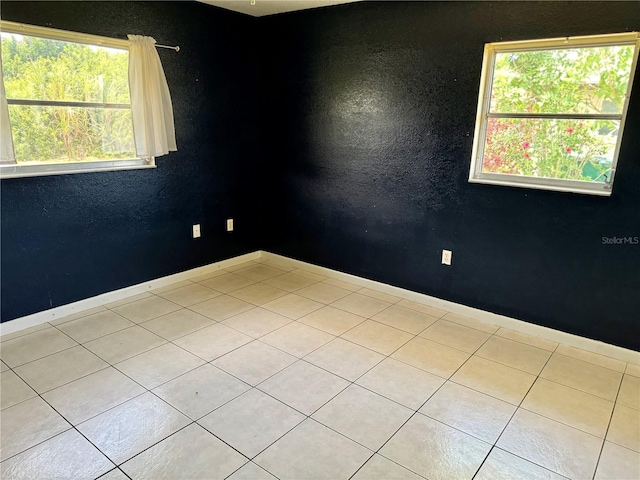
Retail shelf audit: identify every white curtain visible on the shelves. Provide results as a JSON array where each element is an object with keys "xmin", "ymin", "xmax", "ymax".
[
  {"xmin": 128, "ymin": 35, "xmax": 176, "ymax": 158},
  {"xmin": 0, "ymin": 52, "xmax": 16, "ymax": 165}
]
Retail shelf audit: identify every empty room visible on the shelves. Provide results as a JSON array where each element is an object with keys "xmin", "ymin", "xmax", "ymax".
[{"xmin": 0, "ymin": 1, "xmax": 639, "ymax": 479}]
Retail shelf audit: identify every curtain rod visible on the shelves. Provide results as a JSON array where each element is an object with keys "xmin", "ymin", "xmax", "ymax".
[{"xmin": 156, "ymin": 44, "xmax": 180, "ymax": 52}]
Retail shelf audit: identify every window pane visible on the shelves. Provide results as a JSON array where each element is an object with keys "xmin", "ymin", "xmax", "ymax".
[
  {"xmin": 1, "ymin": 32, "xmax": 130, "ymax": 104},
  {"xmin": 482, "ymin": 117, "xmax": 619, "ymax": 182},
  {"xmin": 8, "ymin": 105, "xmax": 135, "ymax": 164},
  {"xmin": 490, "ymin": 45, "xmax": 635, "ymax": 115}
]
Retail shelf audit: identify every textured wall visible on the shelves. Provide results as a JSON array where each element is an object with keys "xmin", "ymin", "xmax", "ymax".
[
  {"xmin": 1, "ymin": 1, "xmax": 261, "ymax": 321},
  {"xmin": 258, "ymin": 2, "xmax": 640, "ymax": 350},
  {"xmin": 3, "ymin": 1, "xmax": 639, "ymax": 351}
]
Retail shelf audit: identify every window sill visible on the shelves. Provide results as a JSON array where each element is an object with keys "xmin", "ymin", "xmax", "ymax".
[
  {"xmin": 469, "ymin": 175, "xmax": 612, "ymax": 197},
  {"xmin": 0, "ymin": 159, "xmax": 156, "ymax": 179}
]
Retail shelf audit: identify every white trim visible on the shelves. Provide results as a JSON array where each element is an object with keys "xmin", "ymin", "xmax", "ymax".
[
  {"xmin": 260, "ymin": 251, "xmax": 640, "ymax": 364},
  {"xmin": 1, "ymin": 20, "xmax": 130, "ymax": 50},
  {"xmin": 469, "ymin": 43, "xmax": 493, "ymax": 184},
  {"xmin": 468, "ymin": 32, "xmax": 640, "ymax": 197},
  {"xmin": 485, "ymin": 32, "xmax": 638, "ymax": 52},
  {"xmin": 0, "ymin": 21, "xmax": 151, "ymax": 178},
  {"xmin": 468, "ymin": 176, "xmax": 612, "ymax": 196},
  {"xmin": 0, "ymin": 251, "xmax": 260, "ymax": 337},
  {"xmin": 0, "ymin": 159, "xmax": 155, "ymax": 179},
  {"xmin": 2, "ymin": 250, "xmax": 637, "ymax": 365}
]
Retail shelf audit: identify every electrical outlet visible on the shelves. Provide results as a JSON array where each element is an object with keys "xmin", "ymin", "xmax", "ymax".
[
  {"xmin": 227, "ymin": 218, "xmax": 234, "ymax": 232},
  {"xmin": 192, "ymin": 224, "xmax": 201, "ymax": 238},
  {"xmin": 442, "ymin": 249, "xmax": 452, "ymax": 265}
]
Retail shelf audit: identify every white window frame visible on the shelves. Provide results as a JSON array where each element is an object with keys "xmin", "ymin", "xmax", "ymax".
[
  {"xmin": 469, "ymin": 32, "xmax": 640, "ymax": 196},
  {"xmin": 0, "ymin": 21, "xmax": 155, "ymax": 179}
]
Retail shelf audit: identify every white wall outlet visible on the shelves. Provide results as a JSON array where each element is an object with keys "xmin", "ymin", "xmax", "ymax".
[
  {"xmin": 227, "ymin": 218, "xmax": 234, "ymax": 232},
  {"xmin": 192, "ymin": 224, "xmax": 201, "ymax": 238},
  {"xmin": 442, "ymin": 249, "xmax": 452, "ymax": 266}
]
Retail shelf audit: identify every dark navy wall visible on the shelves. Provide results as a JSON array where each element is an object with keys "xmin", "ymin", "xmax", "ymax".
[
  {"xmin": 258, "ymin": 2, "xmax": 640, "ymax": 350},
  {"xmin": 2, "ymin": 1, "xmax": 639, "ymax": 351},
  {"xmin": 1, "ymin": 1, "xmax": 261, "ymax": 321}
]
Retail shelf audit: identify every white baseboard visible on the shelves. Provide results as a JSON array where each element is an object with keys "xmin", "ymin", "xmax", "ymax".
[
  {"xmin": 260, "ymin": 251, "xmax": 640, "ymax": 365},
  {"xmin": 3, "ymin": 249, "xmax": 637, "ymax": 366},
  {"xmin": 0, "ymin": 251, "xmax": 261, "ymax": 337}
]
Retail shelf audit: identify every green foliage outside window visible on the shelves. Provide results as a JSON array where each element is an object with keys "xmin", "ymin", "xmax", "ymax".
[
  {"xmin": 483, "ymin": 45, "xmax": 634, "ymax": 183},
  {"xmin": 1, "ymin": 33, "xmax": 135, "ymax": 164}
]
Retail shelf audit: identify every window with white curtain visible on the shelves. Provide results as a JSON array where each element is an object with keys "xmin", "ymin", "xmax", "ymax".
[
  {"xmin": 469, "ymin": 33, "xmax": 639, "ymax": 196},
  {"xmin": 0, "ymin": 21, "xmax": 172, "ymax": 178}
]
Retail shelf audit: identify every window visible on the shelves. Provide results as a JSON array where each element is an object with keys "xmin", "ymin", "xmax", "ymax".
[
  {"xmin": 470, "ymin": 33, "xmax": 639, "ymax": 196},
  {"xmin": 0, "ymin": 21, "xmax": 154, "ymax": 178}
]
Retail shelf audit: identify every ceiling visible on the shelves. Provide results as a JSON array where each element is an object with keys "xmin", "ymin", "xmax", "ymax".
[{"xmin": 198, "ymin": 0, "xmax": 360, "ymax": 17}]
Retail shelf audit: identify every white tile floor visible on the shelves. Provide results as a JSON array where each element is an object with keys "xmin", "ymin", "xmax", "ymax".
[{"xmin": 1, "ymin": 258, "xmax": 639, "ymax": 480}]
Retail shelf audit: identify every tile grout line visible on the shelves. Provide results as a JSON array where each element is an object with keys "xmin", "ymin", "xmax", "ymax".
[
  {"xmin": 197, "ymin": 396, "xmax": 306, "ymax": 465},
  {"xmin": 222, "ymin": 461, "xmax": 275, "ymax": 480},
  {"xmin": 54, "ymin": 308, "xmax": 139, "ymax": 343},
  {"xmin": 10, "ymin": 311, "xmax": 455, "ymax": 478},
  {"xmin": 77, "ymin": 315, "xmax": 301, "ymax": 431},
  {"xmin": 302, "ymin": 342, "xmax": 387, "ymax": 386},
  {"xmin": 1, "ymin": 336, "xmax": 79, "ymax": 371},
  {"xmin": 13, "ymin": 324, "xmax": 114, "ymax": 390},
  {"xmin": 206, "ymin": 350, "xmax": 426, "ymax": 480},
  {"xmin": 3, "ymin": 260, "xmax": 630, "ymax": 368},
  {"xmin": 0, "ymin": 306, "xmax": 604, "ymax": 427},
  {"xmin": 590, "ymin": 362, "xmax": 626, "ymax": 480},
  {"xmin": 348, "ymin": 450, "xmax": 426, "ymax": 480},
  {"xmin": 471, "ymin": 397, "xmax": 544, "ymax": 477},
  {"xmin": 103, "ymin": 292, "xmax": 161, "ymax": 311},
  {"xmin": 1, "ymin": 381, "xmax": 122, "ymax": 475},
  {"xmin": 0, "ymin": 322, "xmax": 61, "ymax": 342},
  {"xmin": 225, "ymin": 266, "xmax": 323, "ymax": 295},
  {"xmin": 334, "ymin": 298, "xmax": 501, "ymax": 478},
  {"xmin": 134, "ymin": 267, "xmax": 324, "ymax": 329},
  {"xmin": 549, "ymin": 350, "xmax": 628, "ymax": 375},
  {"xmin": 0, "ymin": 263, "xmax": 267, "ymax": 464},
  {"xmin": 194, "ymin": 291, "xmax": 433, "ymax": 477},
  {"xmin": 479, "ymin": 342, "xmax": 563, "ymax": 479},
  {"xmin": 156, "ymin": 290, "xmax": 548, "ymax": 442},
  {"xmin": 367, "ymin": 319, "xmax": 507, "ymax": 469},
  {"xmin": 52, "ymin": 318, "xmax": 214, "ymax": 436},
  {"xmin": 97, "ymin": 467, "xmax": 132, "ymax": 480},
  {"xmin": 517, "ymin": 373, "xmax": 621, "ymax": 417},
  {"xmin": 0, "ymin": 266, "xmax": 579, "ymax": 367},
  {"xmin": 3, "ymin": 262, "xmax": 634, "ymax": 479},
  {"xmin": 263, "ymin": 256, "xmax": 638, "ymax": 363},
  {"xmin": 7, "ymin": 317, "xmax": 161, "ymax": 422},
  {"xmin": 6, "ymin": 362, "xmax": 112, "ymax": 411},
  {"xmin": 0, "ymin": 334, "xmax": 71, "ymax": 375},
  {"xmin": 492, "ymin": 330, "xmax": 559, "ymax": 353},
  {"xmin": 48, "ymin": 328, "xmax": 257, "ymax": 474},
  {"xmin": 358, "ymin": 377, "xmax": 452, "ymax": 480},
  {"xmin": 470, "ymin": 445, "xmax": 496, "ymax": 480},
  {"xmin": 137, "ymin": 314, "xmax": 219, "ymax": 342},
  {"xmin": 105, "ymin": 292, "xmax": 187, "ymax": 323},
  {"xmin": 278, "ymin": 262, "xmax": 636, "ymax": 372},
  {"xmin": 355, "ymin": 287, "xmax": 404, "ymax": 305},
  {"xmin": 112, "ymin": 421, "xmax": 203, "ymax": 470},
  {"xmin": 473, "ymin": 335, "xmax": 554, "ymax": 371}
]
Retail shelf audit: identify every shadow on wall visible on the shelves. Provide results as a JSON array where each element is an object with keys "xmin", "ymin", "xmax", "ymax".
[
  {"xmin": 257, "ymin": 1, "xmax": 640, "ymax": 351},
  {"xmin": 0, "ymin": 1, "xmax": 262, "ymax": 322}
]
